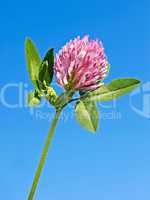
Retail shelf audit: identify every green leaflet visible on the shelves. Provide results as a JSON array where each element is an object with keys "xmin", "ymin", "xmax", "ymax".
[
  {"xmin": 75, "ymin": 100, "xmax": 99, "ymax": 133},
  {"xmin": 25, "ymin": 38, "xmax": 41, "ymax": 93},
  {"xmin": 39, "ymin": 48, "xmax": 54, "ymax": 88},
  {"xmin": 82, "ymin": 78, "xmax": 141, "ymax": 102}
]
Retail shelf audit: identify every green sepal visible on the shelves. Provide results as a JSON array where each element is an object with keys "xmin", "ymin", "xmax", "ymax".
[
  {"xmin": 45, "ymin": 87, "xmax": 58, "ymax": 106},
  {"xmin": 28, "ymin": 91, "xmax": 41, "ymax": 107}
]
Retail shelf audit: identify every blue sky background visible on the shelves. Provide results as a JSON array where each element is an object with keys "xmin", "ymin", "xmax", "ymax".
[{"xmin": 0, "ymin": 0, "xmax": 150, "ymax": 199}]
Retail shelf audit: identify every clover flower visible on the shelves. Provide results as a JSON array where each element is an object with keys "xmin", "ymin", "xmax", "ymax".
[{"xmin": 54, "ymin": 35, "xmax": 109, "ymax": 91}]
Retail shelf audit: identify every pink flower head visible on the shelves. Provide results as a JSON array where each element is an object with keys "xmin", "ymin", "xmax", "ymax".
[{"xmin": 54, "ymin": 35, "xmax": 109, "ymax": 91}]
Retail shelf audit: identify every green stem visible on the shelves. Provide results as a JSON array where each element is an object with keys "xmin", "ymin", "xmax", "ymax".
[{"xmin": 27, "ymin": 109, "xmax": 62, "ymax": 200}]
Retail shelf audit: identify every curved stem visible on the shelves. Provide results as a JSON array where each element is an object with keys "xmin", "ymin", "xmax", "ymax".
[
  {"xmin": 68, "ymin": 91, "xmax": 92, "ymax": 104},
  {"xmin": 27, "ymin": 109, "xmax": 62, "ymax": 200},
  {"xmin": 68, "ymin": 97, "xmax": 80, "ymax": 104}
]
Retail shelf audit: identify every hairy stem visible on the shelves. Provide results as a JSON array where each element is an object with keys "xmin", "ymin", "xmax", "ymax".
[{"xmin": 27, "ymin": 109, "xmax": 62, "ymax": 200}]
